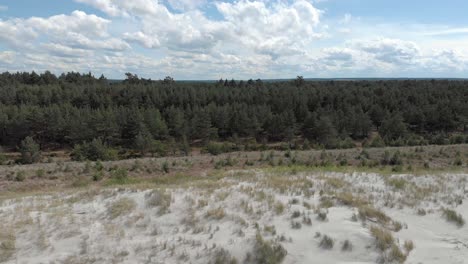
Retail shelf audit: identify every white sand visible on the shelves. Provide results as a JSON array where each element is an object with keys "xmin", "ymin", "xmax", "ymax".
[{"xmin": 0, "ymin": 171, "xmax": 467, "ymax": 263}]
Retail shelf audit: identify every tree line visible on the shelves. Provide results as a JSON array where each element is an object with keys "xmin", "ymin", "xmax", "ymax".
[{"xmin": 0, "ymin": 71, "xmax": 467, "ymax": 162}]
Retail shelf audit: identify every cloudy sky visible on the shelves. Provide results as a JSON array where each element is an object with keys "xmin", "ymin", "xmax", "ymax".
[{"xmin": 0, "ymin": 0, "xmax": 467, "ymax": 79}]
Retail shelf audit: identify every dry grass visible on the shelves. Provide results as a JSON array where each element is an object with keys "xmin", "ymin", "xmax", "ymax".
[
  {"xmin": 245, "ymin": 233, "xmax": 287, "ymax": 264},
  {"xmin": 336, "ymin": 192, "xmax": 368, "ymax": 207},
  {"xmin": 358, "ymin": 206, "xmax": 391, "ymax": 225},
  {"xmin": 145, "ymin": 189, "xmax": 172, "ymax": 214},
  {"xmin": 0, "ymin": 228, "xmax": 16, "ymax": 262},
  {"xmin": 205, "ymin": 207, "xmax": 226, "ymax": 220},
  {"xmin": 107, "ymin": 197, "xmax": 136, "ymax": 219},
  {"xmin": 442, "ymin": 208, "xmax": 465, "ymax": 227},
  {"xmin": 370, "ymin": 226, "xmax": 394, "ymax": 251}
]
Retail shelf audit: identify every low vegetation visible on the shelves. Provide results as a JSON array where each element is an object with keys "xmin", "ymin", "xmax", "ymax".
[
  {"xmin": 442, "ymin": 208, "xmax": 465, "ymax": 227},
  {"xmin": 107, "ymin": 197, "xmax": 137, "ymax": 219},
  {"xmin": 245, "ymin": 233, "xmax": 287, "ymax": 264}
]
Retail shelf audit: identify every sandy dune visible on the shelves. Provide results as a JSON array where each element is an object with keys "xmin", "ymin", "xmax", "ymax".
[{"xmin": 1, "ymin": 170, "xmax": 467, "ymax": 263}]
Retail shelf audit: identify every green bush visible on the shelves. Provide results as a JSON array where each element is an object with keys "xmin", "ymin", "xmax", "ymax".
[
  {"xmin": 111, "ymin": 168, "xmax": 128, "ymax": 181},
  {"xmin": 71, "ymin": 138, "xmax": 118, "ymax": 161},
  {"xmin": 205, "ymin": 142, "xmax": 236, "ymax": 155},
  {"xmin": 19, "ymin": 136, "xmax": 41, "ymax": 164},
  {"xmin": 162, "ymin": 161, "xmax": 170, "ymax": 173},
  {"xmin": 15, "ymin": 171, "xmax": 26, "ymax": 182}
]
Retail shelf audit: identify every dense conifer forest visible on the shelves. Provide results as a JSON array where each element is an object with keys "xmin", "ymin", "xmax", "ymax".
[{"xmin": 0, "ymin": 71, "xmax": 466, "ymax": 162}]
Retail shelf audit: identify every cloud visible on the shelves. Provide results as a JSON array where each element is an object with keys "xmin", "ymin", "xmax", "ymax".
[
  {"xmin": 74, "ymin": 0, "xmax": 162, "ymax": 17},
  {"xmin": 167, "ymin": 0, "xmax": 207, "ymax": 11},
  {"xmin": 0, "ymin": 5, "xmax": 7, "ymax": 11},
  {"xmin": 351, "ymin": 38, "xmax": 420, "ymax": 65},
  {"xmin": 0, "ymin": 51, "xmax": 15, "ymax": 64},
  {"xmin": 2, "ymin": 1, "xmax": 468, "ymax": 79},
  {"xmin": 0, "ymin": 11, "xmax": 129, "ymax": 52}
]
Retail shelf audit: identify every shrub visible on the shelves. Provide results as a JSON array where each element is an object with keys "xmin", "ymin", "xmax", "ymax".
[
  {"xmin": 369, "ymin": 135, "xmax": 386, "ymax": 148},
  {"xmin": 0, "ymin": 230, "xmax": 16, "ymax": 262},
  {"xmin": 370, "ymin": 226, "xmax": 394, "ymax": 251},
  {"xmin": 417, "ymin": 208, "xmax": 426, "ymax": 216},
  {"xmin": 387, "ymin": 178, "xmax": 407, "ymax": 190},
  {"xmin": 19, "ymin": 136, "xmax": 41, "ymax": 164},
  {"xmin": 205, "ymin": 207, "xmax": 226, "ymax": 220},
  {"xmin": 291, "ymin": 221, "xmax": 302, "ymax": 229},
  {"xmin": 35, "ymin": 169, "xmax": 45, "ymax": 178},
  {"xmin": 15, "ymin": 171, "xmax": 26, "ymax": 182},
  {"xmin": 341, "ymin": 240, "xmax": 353, "ymax": 251},
  {"xmin": 388, "ymin": 244, "xmax": 406, "ymax": 263},
  {"xmin": 244, "ymin": 233, "xmax": 287, "ymax": 264},
  {"xmin": 111, "ymin": 168, "xmax": 128, "ymax": 181},
  {"xmin": 205, "ymin": 142, "xmax": 235, "ymax": 155},
  {"xmin": 107, "ymin": 197, "xmax": 136, "ymax": 219},
  {"xmin": 93, "ymin": 171, "xmax": 104, "ymax": 182},
  {"xmin": 145, "ymin": 189, "xmax": 172, "ymax": 214},
  {"xmin": 442, "ymin": 208, "xmax": 465, "ymax": 227},
  {"xmin": 316, "ymin": 211, "xmax": 328, "ymax": 222},
  {"xmin": 319, "ymin": 235, "xmax": 334, "ymax": 249},
  {"xmin": 404, "ymin": 240, "xmax": 414, "ymax": 252},
  {"xmin": 291, "ymin": 211, "xmax": 301, "ymax": 218},
  {"xmin": 71, "ymin": 138, "xmax": 118, "ymax": 161},
  {"xmin": 274, "ymin": 202, "xmax": 285, "ymax": 215},
  {"xmin": 212, "ymin": 248, "xmax": 238, "ymax": 264},
  {"xmin": 162, "ymin": 161, "xmax": 170, "ymax": 173},
  {"xmin": 390, "ymin": 151, "xmax": 403, "ymax": 165},
  {"xmin": 358, "ymin": 206, "xmax": 390, "ymax": 225}
]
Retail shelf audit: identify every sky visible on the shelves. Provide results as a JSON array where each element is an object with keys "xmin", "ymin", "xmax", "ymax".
[{"xmin": 0, "ymin": 0, "xmax": 468, "ymax": 80}]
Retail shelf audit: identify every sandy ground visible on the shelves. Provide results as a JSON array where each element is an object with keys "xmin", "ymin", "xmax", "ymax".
[{"xmin": 0, "ymin": 170, "xmax": 467, "ymax": 264}]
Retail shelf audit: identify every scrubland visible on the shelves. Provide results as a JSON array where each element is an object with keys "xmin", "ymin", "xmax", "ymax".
[{"xmin": 0, "ymin": 145, "xmax": 467, "ymax": 263}]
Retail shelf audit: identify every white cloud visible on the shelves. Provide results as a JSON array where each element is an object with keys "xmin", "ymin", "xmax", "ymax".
[
  {"xmin": 167, "ymin": 0, "xmax": 207, "ymax": 11},
  {"xmin": 0, "ymin": 5, "xmax": 7, "ymax": 11},
  {"xmin": 351, "ymin": 38, "xmax": 420, "ymax": 65},
  {"xmin": 74, "ymin": 0, "xmax": 162, "ymax": 17},
  {"xmin": 1, "ymin": 1, "xmax": 468, "ymax": 78},
  {"xmin": 0, "ymin": 51, "xmax": 15, "ymax": 64}
]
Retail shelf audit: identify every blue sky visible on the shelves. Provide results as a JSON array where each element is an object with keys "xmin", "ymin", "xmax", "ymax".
[{"xmin": 0, "ymin": 0, "xmax": 467, "ymax": 79}]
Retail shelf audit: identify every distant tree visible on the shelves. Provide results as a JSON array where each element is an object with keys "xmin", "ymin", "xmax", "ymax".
[
  {"xmin": 379, "ymin": 115, "xmax": 407, "ymax": 142},
  {"xmin": 19, "ymin": 136, "xmax": 41, "ymax": 164},
  {"xmin": 180, "ymin": 135, "xmax": 191, "ymax": 156},
  {"xmin": 134, "ymin": 132, "xmax": 154, "ymax": 156},
  {"xmin": 163, "ymin": 76, "xmax": 175, "ymax": 85},
  {"xmin": 294, "ymin": 76, "xmax": 305, "ymax": 87}
]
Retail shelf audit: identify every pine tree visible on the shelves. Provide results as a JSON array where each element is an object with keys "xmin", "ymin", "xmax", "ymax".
[{"xmin": 19, "ymin": 136, "xmax": 41, "ymax": 164}]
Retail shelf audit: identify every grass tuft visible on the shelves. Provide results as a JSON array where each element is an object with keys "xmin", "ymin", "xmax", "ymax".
[
  {"xmin": 107, "ymin": 197, "xmax": 136, "ymax": 219},
  {"xmin": 442, "ymin": 208, "xmax": 465, "ymax": 227}
]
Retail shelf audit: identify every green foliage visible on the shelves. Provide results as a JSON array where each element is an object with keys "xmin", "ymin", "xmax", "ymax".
[
  {"xmin": 162, "ymin": 161, "xmax": 170, "ymax": 173},
  {"xmin": 111, "ymin": 168, "xmax": 128, "ymax": 181},
  {"xmin": 71, "ymin": 138, "xmax": 118, "ymax": 161},
  {"xmin": 369, "ymin": 135, "xmax": 386, "ymax": 148},
  {"xmin": 0, "ymin": 72, "xmax": 465, "ymax": 154},
  {"xmin": 15, "ymin": 171, "xmax": 26, "ymax": 182},
  {"xmin": 205, "ymin": 142, "xmax": 236, "ymax": 155},
  {"xmin": 19, "ymin": 136, "xmax": 41, "ymax": 164},
  {"xmin": 0, "ymin": 146, "xmax": 6, "ymax": 165}
]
